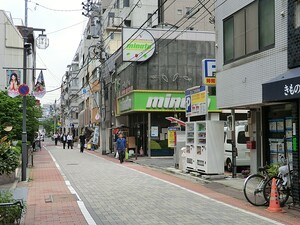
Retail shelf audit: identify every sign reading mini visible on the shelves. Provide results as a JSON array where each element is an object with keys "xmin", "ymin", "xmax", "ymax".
[{"xmin": 122, "ymin": 28, "xmax": 155, "ymax": 62}]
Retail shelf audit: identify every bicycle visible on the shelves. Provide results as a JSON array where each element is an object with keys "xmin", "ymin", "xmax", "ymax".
[
  {"xmin": 263, "ymin": 161, "xmax": 292, "ymax": 207},
  {"xmin": 243, "ymin": 166, "xmax": 275, "ymax": 206}
]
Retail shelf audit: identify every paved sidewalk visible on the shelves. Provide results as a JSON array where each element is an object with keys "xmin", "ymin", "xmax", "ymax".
[{"xmin": 22, "ymin": 147, "xmax": 88, "ymax": 225}]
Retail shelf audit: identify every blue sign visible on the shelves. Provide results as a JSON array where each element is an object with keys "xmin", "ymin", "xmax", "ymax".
[{"xmin": 202, "ymin": 59, "xmax": 216, "ymax": 86}]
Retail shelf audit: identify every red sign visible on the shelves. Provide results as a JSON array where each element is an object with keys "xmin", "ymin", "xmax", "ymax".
[{"xmin": 18, "ymin": 84, "xmax": 30, "ymax": 96}]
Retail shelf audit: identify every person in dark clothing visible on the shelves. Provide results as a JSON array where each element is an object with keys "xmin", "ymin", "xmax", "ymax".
[
  {"xmin": 61, "ymin": 133, "xmax": 67, "ymax": 149},
  {"xmin": 116, "ymin": 133, "xmax": 126, "ymax": 163},
  {"xmin": 79, "ymin": 133, "xmax": 86, "ymax": 153}
]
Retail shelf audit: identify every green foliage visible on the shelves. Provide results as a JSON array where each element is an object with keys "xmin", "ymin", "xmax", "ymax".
[
  {"xmin": 40, "ymin": 118, "xmax": 54, "ymax": 136},
  {"xmin": 0, "ymin": 143, "xmax": 20, "ymax": 176},
  {"xmin": 267, "ymin": 162, "xmax": 281, "ymax": 177},
  {"xmin": 0, "ymin": 91, "xmax": 42, "ymax": 143},
  {"xmin": 0, "ymin": 191, "xmax": 24, "ymax": 224}
]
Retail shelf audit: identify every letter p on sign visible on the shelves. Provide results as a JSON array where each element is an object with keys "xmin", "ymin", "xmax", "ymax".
[{"xmin": 202, "ymin": 59, "xmax": 216, "ymax": 86}]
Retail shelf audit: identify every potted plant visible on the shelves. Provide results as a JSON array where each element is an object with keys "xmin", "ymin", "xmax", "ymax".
[{"xmin": 0, "ymin": 191, "xmax": 24, "ymax": 225}]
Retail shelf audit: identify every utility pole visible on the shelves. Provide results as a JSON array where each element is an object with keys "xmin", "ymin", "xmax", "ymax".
[{"xmin": 82, "ymin": 0, "xmax": 106, "ymax": 154}]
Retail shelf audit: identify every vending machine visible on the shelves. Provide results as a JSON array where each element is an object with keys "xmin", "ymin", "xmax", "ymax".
[{"xmin": 185, "ymin": 121, "xmax": 224, "ymax": 174}]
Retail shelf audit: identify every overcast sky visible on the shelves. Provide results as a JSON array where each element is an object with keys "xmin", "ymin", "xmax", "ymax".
[{"xmin": 1, "ymin": 0, "xmax": 88, "ymax": 105}]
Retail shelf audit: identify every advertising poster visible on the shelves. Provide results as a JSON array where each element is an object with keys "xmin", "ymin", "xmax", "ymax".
[
  {"xmin": 167, "ymin": 127, "xmax": 180, "ymax": 148},
  {"xmin": 33, "ymin": 71, "xmax": 46, "ymax": 98},
  {"xmin": 185, "ymin": 86, "xmax": 208, "ymax": 117},
  {"xmin": 6, "ymin": 69, "xmax": 21, "ymax": 98}
]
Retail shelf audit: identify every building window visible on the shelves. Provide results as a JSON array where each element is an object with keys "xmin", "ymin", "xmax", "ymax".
[
  {"xmin": 259, "ymin": 0, "xmax": 275, "ymax": 49},
  {"xmin": 295, "ymin": 1, "xmax": 300, "ymax": 28},
  {"xmin": 124, "ymin": 20, "xmax": 131, "ymax": 27},
  {"xmin": 177, "ymin": 9, "xmax": 183, "ymax": 15},
  {"xmin": 223, "ymin": 0, "xmax": 274, "ymax": 63},
  {"xmin": 147, "ymin": 13, "xmax": 152, "ymax": 27},
  {"xmin": 123, "ymin": 0, "xmax": 130, "ymax": 7},
  {"xmin": 186, "ymin": 7, "xmax": 192, "ymax": 16},
  {"xmin": 110, "ymin": 32, "xmax": 114, "ymax": 40}
]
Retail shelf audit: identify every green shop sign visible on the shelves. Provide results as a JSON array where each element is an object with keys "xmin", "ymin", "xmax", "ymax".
[
  {"xmin": 118, "ymin": 91, "xmax": 220, "ymax": 114},
  {"xmin": 118, "ymin": 91, "xmax": 186, "ymax": 113}
]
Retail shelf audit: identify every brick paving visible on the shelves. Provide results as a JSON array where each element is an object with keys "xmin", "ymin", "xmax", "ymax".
[{"xmin": 23, "ymin": 147, "xmax": 88, "ymax": 225}]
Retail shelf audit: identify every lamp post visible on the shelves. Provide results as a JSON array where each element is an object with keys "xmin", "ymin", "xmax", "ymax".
[{"xmin": 21, "ymin": 0, "xmax": 49, "ymax": 181}]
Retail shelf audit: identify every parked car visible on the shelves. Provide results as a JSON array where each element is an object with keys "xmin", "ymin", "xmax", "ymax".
[{"xmin": 224, "ymin": 124, "xmax": 250, "ymax": 171}]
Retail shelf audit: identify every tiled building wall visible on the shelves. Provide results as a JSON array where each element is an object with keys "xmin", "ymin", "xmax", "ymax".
[{"xmin": 215, "ymin": 0, "xmax": 288, "ymax": 108}]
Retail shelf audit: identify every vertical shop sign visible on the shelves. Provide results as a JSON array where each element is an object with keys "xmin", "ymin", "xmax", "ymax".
[{"xmin": 168, "ymin": 127, "xmax": 180, "ymax": 148}]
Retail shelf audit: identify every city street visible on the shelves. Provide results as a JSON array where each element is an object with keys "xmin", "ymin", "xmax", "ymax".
[{"xmin": 41, "ymin": 143, "xmax": 287, "ymax": 225}]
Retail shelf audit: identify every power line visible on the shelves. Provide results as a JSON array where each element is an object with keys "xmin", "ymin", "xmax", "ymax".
[
  {"xmin": 29, "ymin": 1, "xmax": 82, "ymax": 12},
  {"xmin": 46, "ymin": 20, "xmax": 87, "ymax": 35}
]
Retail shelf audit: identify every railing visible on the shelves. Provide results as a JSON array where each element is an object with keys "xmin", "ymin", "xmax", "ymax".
[{"xmin": 0, "ymin": 200, "xmax": 24, "ymax": 225}]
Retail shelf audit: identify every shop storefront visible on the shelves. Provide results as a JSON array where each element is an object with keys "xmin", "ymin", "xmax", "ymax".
[
  {"xmin": 117, "ymin": 90, "xmax": 186, "ymax": 156},
  {"xmin": 262, "ymin": 70, "xmax": 300, "ymax": 203}
]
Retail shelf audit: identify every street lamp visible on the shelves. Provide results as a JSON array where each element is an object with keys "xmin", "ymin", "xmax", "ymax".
[{"xmin": 21, "ymin": 27, "xmax": 48, "ymax": 181}]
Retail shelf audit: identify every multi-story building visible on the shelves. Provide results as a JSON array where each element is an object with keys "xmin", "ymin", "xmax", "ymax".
[
  {"xmin": 215, "ymin": 0, "xmax": 299, "ymax": 203},
  {"xmin": 0, "ymin": 10, "xmax": 36, "ymax": 92},
  {"xmin": 62, "ymin": 0, "xmax": 217, "ymax": 152}
]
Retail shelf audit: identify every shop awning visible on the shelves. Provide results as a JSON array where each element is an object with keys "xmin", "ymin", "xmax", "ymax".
[
  {"xmin": 262, "ymin": 67, "xmax": 300, "ymax": 102},
  {"xmin": 165, "ymin": 117, "xmax": 186, "ymax": 126}
]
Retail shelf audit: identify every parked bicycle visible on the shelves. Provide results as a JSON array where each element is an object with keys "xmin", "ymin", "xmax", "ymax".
[
  {"xmin": 243, "ymin": 166, "xmax": 276, "ymax": 206},
  {"xmin": 263, "ymin": 160, "xmax": 293, "ymax": 207}
]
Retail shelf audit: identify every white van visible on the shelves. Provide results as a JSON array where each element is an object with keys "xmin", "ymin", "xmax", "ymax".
[{"xmin": 224, "ymin": 125, "xmax": 250, "ymax": 171}]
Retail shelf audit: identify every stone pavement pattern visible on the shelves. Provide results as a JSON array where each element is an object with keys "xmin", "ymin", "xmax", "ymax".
[{"xmin": 45, "ymin": 144, "xmax": 294, "ymax": 225}]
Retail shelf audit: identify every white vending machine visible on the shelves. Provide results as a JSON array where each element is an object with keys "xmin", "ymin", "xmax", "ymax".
[
  {"xmin": 185, "ymin": 121, "xmax": 224, "ymax": 174},
  {"xmin": 185, "ymin": 122, "xmax": 197, "ymax": 171}
]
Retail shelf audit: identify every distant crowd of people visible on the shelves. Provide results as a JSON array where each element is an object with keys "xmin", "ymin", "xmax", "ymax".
[{"xmin": 53, "ymin": 132, "xmax": 86, "ymax": 152}]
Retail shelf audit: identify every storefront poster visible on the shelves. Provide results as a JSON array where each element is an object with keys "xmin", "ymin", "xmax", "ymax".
[
  {"xmin": 167, "ymin": 127, "xmax": 180, "ymax": 148},
  {"xmin": 151, "ymin": 126, "xmax": 158, "ymax": 137}
]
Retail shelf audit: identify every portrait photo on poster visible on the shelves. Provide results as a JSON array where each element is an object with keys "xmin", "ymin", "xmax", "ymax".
[{"xmin": 6, "ymin": 69, "xmax": 21, "ymax": 98}]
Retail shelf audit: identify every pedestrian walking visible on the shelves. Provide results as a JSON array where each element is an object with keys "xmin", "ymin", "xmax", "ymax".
[
  {"xmin": 67, "ymin": 133, "xmax": 73, "ymax": 149},
  {"xmin": 116, "ymin": 133, "xmax": 126, "ymax": 163},
  {"xmin": 79, "ymin": 132, "xmax": 86, "ymax": 153},
  {"xmin": 53, "ymin": 133, "xmax": 59, "ymax": 146},
  {"xmin": 61, "ymin": 133, "xmax": 67, "ymax": 149}
]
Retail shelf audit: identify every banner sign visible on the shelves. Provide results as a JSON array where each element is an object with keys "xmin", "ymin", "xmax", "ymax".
[
  {"xmin": 33, "ymin": 70, "xmax": 46, "ymax": 98},
  {"xmin": 6, "ymin": 70, "xmax": 21, "ymax": 98}
]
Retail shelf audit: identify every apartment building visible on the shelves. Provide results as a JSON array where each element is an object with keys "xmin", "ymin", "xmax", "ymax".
[{"xmin": 215, "ymin": 0, "xmax": 299, "ymax": 203}]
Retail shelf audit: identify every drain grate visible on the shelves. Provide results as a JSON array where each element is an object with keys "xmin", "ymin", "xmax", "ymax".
[
  {"xmin": 66, "ymin": 163, "xmax": 79, "ymax": 166},
  {"xmin": 45, "ymin": 194, "xmax": 78, "ymax": 203}
]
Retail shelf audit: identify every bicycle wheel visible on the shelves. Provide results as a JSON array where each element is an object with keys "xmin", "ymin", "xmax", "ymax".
[
  {"xmin": 243, "ymin": 174, "xmax": 267, "ymax": 206},
  {"xmin": 263, "ymin": 176, "xmax": 290, "ymax": 207}
]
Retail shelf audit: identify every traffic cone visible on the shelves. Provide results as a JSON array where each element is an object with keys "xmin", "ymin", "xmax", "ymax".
[{"xmin": 267, "ymin": 178, "xmax": 283, "ymax": 213}]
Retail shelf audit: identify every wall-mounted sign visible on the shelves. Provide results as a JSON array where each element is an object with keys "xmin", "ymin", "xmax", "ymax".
[
  {"xmin": 185, "ymin": 86, "xmax": 207, "ymax": 117},
  {"xmin": 117, "ymin": 91, "xmax": 186, "ymax": 114},
  {"xmin": 202, "ymin": 59, "xmax": 216, "ymax": 86},
  {"xmin": 122, "ymin": 28, "xmax": 155, "ymax": 62}
]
